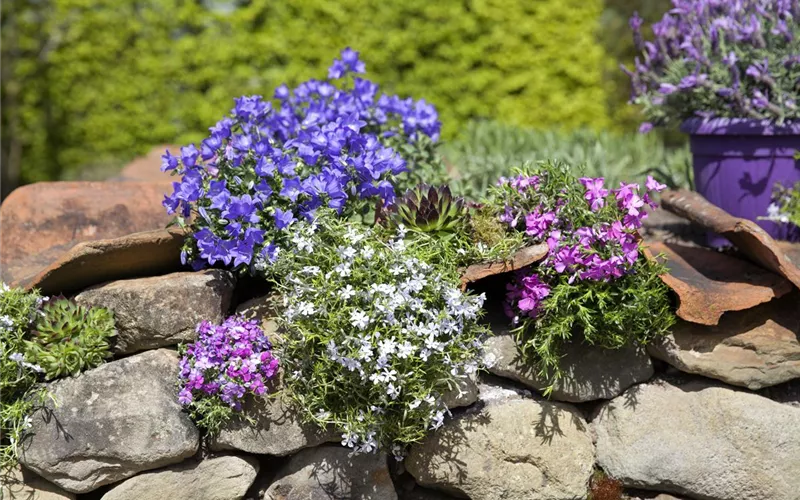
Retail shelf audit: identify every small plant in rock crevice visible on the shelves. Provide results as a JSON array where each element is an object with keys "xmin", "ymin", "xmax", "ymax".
[
  {"xmin": 588, "ymin": 470, "xmax": 624, "ymax": 500},
  {"xmin": 487, "ymin": 160, "xmax": 675, "ymax": 390},
  {"xmin": 271, "ymin": 212, "xmax": 489, "ymax": 457},
  {"xmin": 177, "ymin": 316, "xmax": 280, "ymax": 435},
  {"xmin": 25, "ymin": 299, "xmax": 116, "ymax": 380}
]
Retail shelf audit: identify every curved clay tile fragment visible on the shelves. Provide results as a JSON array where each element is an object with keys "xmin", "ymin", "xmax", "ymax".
[{"xmin": 459, "ymin": 243, "xmax": 548, "ymax": 290}]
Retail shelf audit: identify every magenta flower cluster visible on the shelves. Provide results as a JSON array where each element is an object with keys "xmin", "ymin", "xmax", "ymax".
[
  {"xmin": 162, "ymin": 47, "xmax": 440, "ymax": 272},
  {"xmin": 502, "ymin": 172, "xmax": 668, "ymax": 321},
  {"xmin": 623, "ymin": 0, "xmax": 799, "ymax": 128},
  {"xmin": 178, "ymin": 317, "xmax": 279, "ymax": 410}
]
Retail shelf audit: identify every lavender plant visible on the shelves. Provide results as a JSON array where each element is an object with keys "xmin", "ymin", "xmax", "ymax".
[
  {"xmin": 488, "ymin": 161, "xmax": 675, "ymax": 388},
  {"xmin": 163, "ymin": 48, "xmax": 446, "ymax": 275},
  {"xmin": 272, "ymin": 213, "xmax": 489, "ymax": 457},
  {"xmin": 178, "ymin": 317, "xmax": 280, "ymax": 435},
  {"xmin": 624, "ymin": 0, "xmax": 800, "ymax": 129}
]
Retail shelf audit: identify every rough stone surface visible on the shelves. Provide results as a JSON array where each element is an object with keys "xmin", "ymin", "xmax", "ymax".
[
  {"xmin": 661, "ymin": 189, "xmax": 800, "ymax": 289},
  {"xmin": 485, "ymin": 332, "xmax": 653, "ymax": 402},
  {"xmin": 0, "ymin": 181, "xmax": 173, "ymax": 286},
  {"xmin": 0, "ymin": 467, "xmax": 76, "ymax": 500},
  {"xmin": 101, "ymin": 455, "xmax": 259, "ymax": 500},
  {"xmin": 263, "ymin": 445, "xmax": 397, "ymax": 500},
  {"xmin": 235, "ymin": 294, "xmax": 281, "ymax": 341},
  {"xmin": 648, "ymin": 292, "xmax": 800, "ymax": 390},
  {"xmin": 19, "ymin": 228, "xmax": 187, "ymax": 295},
  {"xmin": 440, "ymin": 374, "xmax": 479, "ymax": 409},
  {"xmin": 648, "ymin": 241, "xmax": 791, "ymax": 326},
  {"xmin": 20, "ymin": 349, "xmax": 199, "ymax": 494},
  {"xmin": 594, "ymin": 379, "xmax": 800, "ymax": 500},
  {"xmin": 75, "ymin": 270, "xmax": 235, "ymax": 354},
  {"xmin": 406, "ymin": 385, "xmax": 595, "ymax": 500},
  {"xmin": 211, "ymin": 389, "xmax": 337, "ymax": 456}
]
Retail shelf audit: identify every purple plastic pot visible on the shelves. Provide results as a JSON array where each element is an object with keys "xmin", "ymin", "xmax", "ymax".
[{"xmin": 681, "ymin": 117, "xmax": 800, "ymax": 247}]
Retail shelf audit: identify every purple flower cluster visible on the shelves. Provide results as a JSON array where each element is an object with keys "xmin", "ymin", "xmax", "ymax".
[
  {"xmin": 623, "ymin": 0, "xmax": 800, "ymax": 127},
  {"xmin": 163, "ymin": 48, "xmax": 441, "ymax": 271},
  {"xmin": 178, "ymin": 317, "xmax": 279, "ymax": 410},
  {"xmin": 501, "ymin": 168, "xmax": 668, "ymax": 321}
]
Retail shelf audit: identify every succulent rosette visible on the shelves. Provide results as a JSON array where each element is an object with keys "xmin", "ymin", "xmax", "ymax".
[
  {"xmin": 178, "ymin": 316, "xmax": 279, "ymax": 433},
  {"xmin": 162, "ymin": 48, "xmax": 443, "ymax": 275},
  {"xmin": 623, "ymin": 0, "xmax": 800, "ymax": 130}
]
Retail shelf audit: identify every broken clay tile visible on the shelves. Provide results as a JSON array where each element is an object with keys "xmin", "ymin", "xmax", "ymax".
[
  {"xmin": 660, "ymin": 189, "xmax": 800, "ymax": 290},
  {"xmin": 0, "ymin": 181, "xmax": 173, "ymax": 285},
  {"xmin": 459, "ymin": 243, "xmax": 548, "ymax": 290},
  {"xmin": 19, "ymin": 228, "xmax": 187, "ymax": 296},
  {"xmin": 647, "ymin": 241, "xmax": 792, "ymax": 326}
]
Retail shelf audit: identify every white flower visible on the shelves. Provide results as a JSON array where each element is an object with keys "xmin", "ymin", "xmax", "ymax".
[
  {"xmin": 338, "ymin": 246, "xmax": 357, "ymax": 260},
  {"xmin": 0, "ymin": 315, "xmax": 14, "ymax": 330},
  {"xmin": 396, "ymin": 341, "xmax": 415, "ymax": 359},
  {"xmin": 350, "ymin": 309, "xmax": 370, "ymax": 330},
  {"xmin": 316, "ymin": 409, "xmax": 331, "ymax": 420},
  {"xmin": 395, "ymin": 224, "xmax": 408, "ymax": 239},
  {"xmin": 357, "ymin": 431, "xmax": 377, "ymax": 454},
  {"xmin": 339, "ymin": 357, "xmax": 362, "ymax": 372},
  {"xmin": 341, "ymin": 431, "xmax": 358, "ymax": 448},
  {"xmin": 341, "ymin": 285, "xmax": 356, "ymax": 301},
  {"xmin": 301, "ymin": 266, "xmax": 320, "ymax": 276},
  {"xmin": 0, "ymin": 283, "xmax": 10, "ymax": 294},
  {"xmin": 291, "ymin": 234, "xmax": 314, "ymax": 253},
  {"xmin": 429, "ymin": 410, "xmax": 446, "ymax": 430},
  {"xmin": 456, "ymin": 248, "xmax": 467, "ymax": 255},
  {"xmin": 9, "ymin": 352, "xmax": 25, "ymax": 363},
  {"xmin": 326, "ymin": 339, "xmax": 339, "ymax": 360},
  {"xmin": 409, "ymin": 399, "xmax": 422, "ymax": 410},
  {"xmin": 378, "ymin": 337, "xmax": 398, "ymax": 357},
  {"xmin": 389, "ymin": 264, "xmax": 405, "ymax": 276},
  {"xmin": 344, "ymin": 227, "xmax": 366, "ymax": 244},
  {"xmin": 334, "ymin": 263, "xmax": 351, "ymax": 277},
  {"xmin": 386, "ymin": 383, "xmax": 401, "ymax": 400},
  {"xmin": 297, "ymin": 301, "xmax": 315, "ymax": 316},
  {"xmin": 361, "ymin": 246, "xmax": 375, "ymax": 260}
]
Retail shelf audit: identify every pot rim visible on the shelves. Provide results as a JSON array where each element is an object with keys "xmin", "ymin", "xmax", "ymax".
[{"xmin": 680, "ymin": 117, "xmax": 800, "ymax": 136}]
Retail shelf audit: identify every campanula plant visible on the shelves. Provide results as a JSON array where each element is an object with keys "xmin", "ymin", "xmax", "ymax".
[
  {"xmin": 488, "ymin": 161, "xmax": 675, "ymax": 389},
  {"xmin": 162, "ymin": 48, "xmax": 445, "ymax": 276},
  {"xmin": 177, "ymin": 316, "xmax": 279, "ymax": 434},
  {"xmin": 624, "ymin": 0, "xmax": 800, "ymax": 130}
]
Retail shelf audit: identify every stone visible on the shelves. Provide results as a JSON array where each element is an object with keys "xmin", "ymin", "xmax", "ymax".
[
  {"xmin": 113, "ymin": 145, "xmax": 179, "ymax": 183},
  {"xmin": 647, "ymin": 241, "xmax": 791, "ymax": 326},
  {"xmin": 235, "ymin": 294, "xmax": 281, "ymax": 341},
  {"xmin": 398, "ymin": 486, "xmax": 459, "ymax": 500},
  {"xmin": 648, "ymin": 293, "xmax": 800, "ymax": 390},
  {"xmin": 440, "ymin": 374, "xmax": 479, "ymax": 409},
  {"xmin": 101, "ymin": 455, "xmax": 259, "ymax": 500},
  {"xmin": 18, "ymin": 228, "xmax": 187, "ymax": 296},
  {"xmin": 594, "ymin": 379, "xmax": 800, "ymax": 500},
  {"xmin": 75, "ymin": 270, "xmax": 235, "ymax": 354},
  {"xmin": 20, "ymin": 349, "xmax": 199, "ymax": 494},
  {"xmin": 210, "ymin": 389, "xmax": 337, "ymax": 456},
  {"xmin": 0, "ymin": 467, "xmax": 76, "ymax": 500},
  {"xmin": 406, "ymin": 386, "xmax": 594, "ymax": 500},
  {"xmin": 485, "ymin": 332, "xmax": 653, "ymax": 402},
  {"xmin": 459, "ymin": 243, "xmax": 548, "ymax": 290},
  {"xmin": 661, "ymin": 189, "xmax": 800, "ymax": 289},
  {"xmin": 0, "ymin": 181, "xmax": 173, "ymax": 286},
  {"xmin": 262, "ymin": 445, "xmax": 396, "ymax": 500}
]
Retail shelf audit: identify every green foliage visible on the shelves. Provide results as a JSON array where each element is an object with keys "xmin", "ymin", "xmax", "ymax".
[
  {"xmin": 442, "ymin": 120, "xmax": 693, "ymax": 199},
  {"xmin": 25, "ymin": 299, "xmax": 116, "ymax": 380},
  {"xmin": 0, "ymin": 285, "xmax": 47, "ymax": 472},
  {"xmin": 519, "ymin": 258, "xmax": 674, "ymax": 383},
  {"xmin": 764, "ymin": 181, "xmax": 800, "ymax": 227},
  {"xmin": 3, "ymin": 0, "xmax": 609, "ymax": 184}
]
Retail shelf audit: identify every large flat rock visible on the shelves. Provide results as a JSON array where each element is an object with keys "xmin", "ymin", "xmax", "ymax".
[
  {"xmin": 1, "ymin": 181, "xmax": 173, "ymax": 286},
  {"xmin": 648, "ymin": 292, "xmax": 800, "ymax": 390},
  {"xmin": 101, "ymin": 455, "xmax": 259, "ymax": 500},
  {"xmin": 263, "ymin": 445, "xmax": 396, "ymax": 500},
  {"xmin": 406, "ymin": 383, "xmax": 594, "ymax": 499},
  {"xmin": 75, "ymin": 270, "xmax": 235, "ymax": 354},
  {"xmin": 594, "ymin": 379, "xmax": 800, "ymax": 500},
  {"xmin": 20, "ymin": 349, "xmax": 199, "ymax": 494},
  {"xmin": 0, "ymin": 467, "xmax": 76, "ymax": 500},
  {"xmin": 485, "ymin": 332, "xmax": 653, "ymax": 402}
]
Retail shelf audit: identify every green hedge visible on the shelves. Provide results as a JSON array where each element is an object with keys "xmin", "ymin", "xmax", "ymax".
[{"xmin": 2, "ymin": 0, "xmax": 609, "ymax": 184}]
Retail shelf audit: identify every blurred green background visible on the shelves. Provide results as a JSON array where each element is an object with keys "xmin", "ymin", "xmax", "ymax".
[{"xmin": 0, "ymin": 0, "xmax": 684, "ymax": 199}]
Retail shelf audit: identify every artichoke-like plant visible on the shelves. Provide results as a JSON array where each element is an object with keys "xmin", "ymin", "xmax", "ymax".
[
  {"xmin": 25, "ymin": 299, "xmax": 116, "ymax": 380},
  {"xmin": 395, "ymin": 184, "xmax": 467, "ymax": 235}
]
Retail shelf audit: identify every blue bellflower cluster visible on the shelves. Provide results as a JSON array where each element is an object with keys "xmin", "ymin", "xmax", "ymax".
[
  {"xmin": 162, "ymin": 48, "xmax": 441, "ymax": 272},
  {"xmin": 623, "ymin": 0, "xmax": 800, "ymax": 129}
]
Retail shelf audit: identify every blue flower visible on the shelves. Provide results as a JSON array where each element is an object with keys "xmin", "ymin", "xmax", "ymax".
[{"xmin": 274, "ymin": 208, "xmax": 296, "ymax": 230}]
